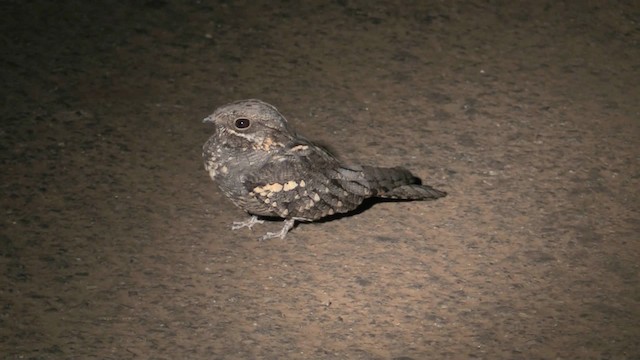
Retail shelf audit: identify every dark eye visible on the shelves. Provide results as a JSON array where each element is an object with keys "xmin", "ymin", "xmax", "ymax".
[{"xmin": 234, "ymin": 118, "xmax": 250, "ymax": 129}]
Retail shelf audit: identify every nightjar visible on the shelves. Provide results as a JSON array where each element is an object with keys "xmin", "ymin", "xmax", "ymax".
[{"xmin": 203, "ymin": 99, "xmax": 446, "ymax": 240}]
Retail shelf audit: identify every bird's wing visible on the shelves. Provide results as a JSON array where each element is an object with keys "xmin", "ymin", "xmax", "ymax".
[{"xmin": 242, "ymin": 142, "xmax": 370, "ymax": 220}]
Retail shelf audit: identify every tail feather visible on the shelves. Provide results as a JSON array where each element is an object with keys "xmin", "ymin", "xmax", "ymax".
[
  {"xmin": 383, "ymin": 184, "xmax": 447, "ymax": 200},
  {"xmin": 362, "ymin": 165, "xmax": 447, "ymax": 200}
]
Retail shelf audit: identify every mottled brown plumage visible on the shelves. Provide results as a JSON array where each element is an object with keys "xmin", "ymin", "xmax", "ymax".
[{"xmin": 202, "ymin": 99, "xmax": 446, "ymax": 240}]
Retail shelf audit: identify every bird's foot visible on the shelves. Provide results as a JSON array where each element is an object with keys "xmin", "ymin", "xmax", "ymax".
[
  {"xmin": 258, "ymin": 219, "xmax": 296, "ymax": 241},
  {"xmin": 231, "ymin": 215, "xmax": 264, "ymax": 230}
]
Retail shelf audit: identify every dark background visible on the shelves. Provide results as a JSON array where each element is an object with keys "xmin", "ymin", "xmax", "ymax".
[{"xmin": 1, "ymin": 1, "xmax": 639, "ymax": 359}]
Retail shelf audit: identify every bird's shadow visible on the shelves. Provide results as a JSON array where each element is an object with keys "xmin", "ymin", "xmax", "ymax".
[
  {"xmin": 316, "ymin": 197, "xmax": 418, "ymax": 224},
  {"xmin": 255, "ymin": 197, "xmax": 417, "ymax": 229}
]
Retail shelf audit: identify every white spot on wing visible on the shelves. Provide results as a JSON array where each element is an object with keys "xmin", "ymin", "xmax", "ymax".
[{"xmin": 283, "ymin": 180, "xmax": 298, "ymax": 191}]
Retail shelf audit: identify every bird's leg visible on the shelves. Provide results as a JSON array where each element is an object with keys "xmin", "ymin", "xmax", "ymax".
[
  {"xmin": 231, "ymin": 215, "xmax": 264, "ymax": 230},
  {"xmin": 259, "ymin": 219, "xmax": 296, "ymax": 241}
]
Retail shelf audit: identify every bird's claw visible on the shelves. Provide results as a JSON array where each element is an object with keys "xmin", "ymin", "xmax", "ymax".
[{"xmin": 231, "ymin": 215, "xmax": 264, "ymax": 230}]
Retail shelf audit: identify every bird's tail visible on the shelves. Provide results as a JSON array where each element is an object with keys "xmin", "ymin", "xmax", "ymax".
[{"xmin": 361, "ymin": 166, "xmax": 447, "ymax": 200}]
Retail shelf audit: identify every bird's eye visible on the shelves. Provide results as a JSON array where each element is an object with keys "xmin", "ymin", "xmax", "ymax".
[{"xmin": 234, "ymin": 118, "xmax": 251, "ymax": 129}]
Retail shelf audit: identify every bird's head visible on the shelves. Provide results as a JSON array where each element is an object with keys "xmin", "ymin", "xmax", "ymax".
[{"xmin": 203, "ymin": 99, "xmax": 295, "ymax": 151}]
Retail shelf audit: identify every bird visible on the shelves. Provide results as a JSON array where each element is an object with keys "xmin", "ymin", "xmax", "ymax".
[{"xmin": 202, "ymin": 99, "xmax": 447, "ymax": 240}]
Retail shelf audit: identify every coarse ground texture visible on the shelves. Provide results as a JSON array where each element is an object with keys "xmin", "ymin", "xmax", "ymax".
[{"xmin": 1, "ymin": 1, "xmax": 639, "ymax": 359}]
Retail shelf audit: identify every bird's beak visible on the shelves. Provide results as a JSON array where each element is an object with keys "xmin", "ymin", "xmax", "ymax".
[{"xmin": 202, "ymin": 115, "xmax": 214, "ymax": 123}]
